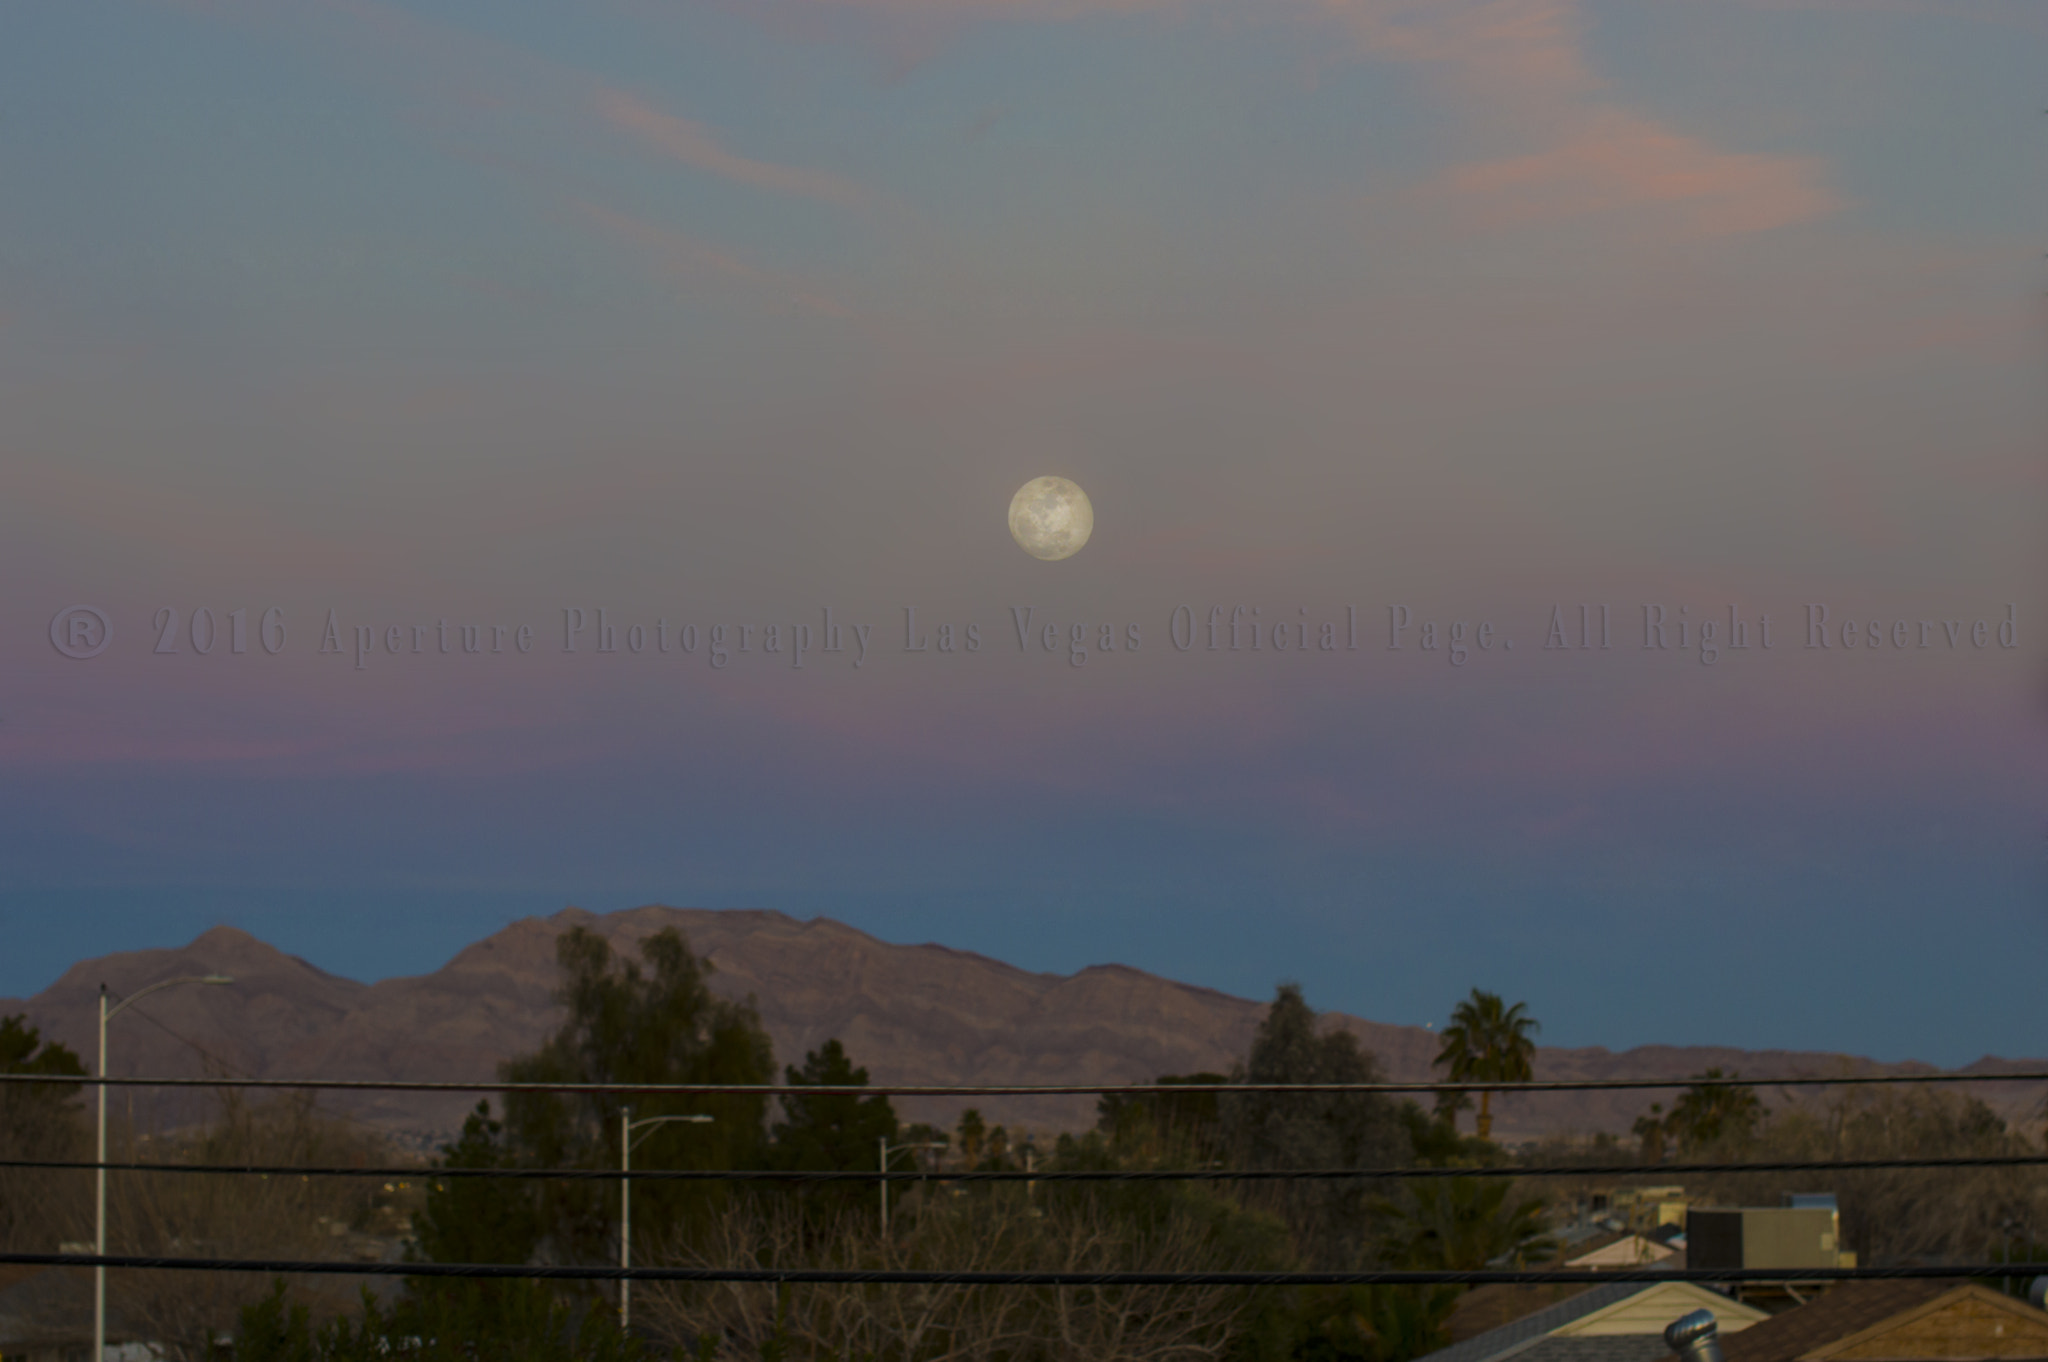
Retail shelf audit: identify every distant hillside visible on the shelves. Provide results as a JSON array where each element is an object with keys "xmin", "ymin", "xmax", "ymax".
[{"xmin": 4, "ymin": 906, "xmax": 2039, "ymax": 1147}]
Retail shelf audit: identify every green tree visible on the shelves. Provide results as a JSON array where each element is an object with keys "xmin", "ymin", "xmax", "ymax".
[
  {"xmin": 1664, "ymin": 1070, "xmax": 1762, "ymax": 1153},
  {"xmin": 770, "ymin": 1039, "xmax": 897, "ymax": 1221},
  {"xmin": 230, "ymin": 1278, "xmax": 646, "ymax": 1362},
  {"xmin": 0, "ymin": 1014, "xmax": 86, "ymax": 1250},
  {"xmin": 1396, "ymin": 1101, "xmax": 1495, "ymax": 1169},
  {"xmin": 1378, "ymin": 1177, "xmax": 1554, "ymax": 1271},
  {"xmin": 1632, "ymin": 1102, "xmax": 1669, "ymax": 1163},
  {"xmin": 1222, "ymin": 984, "xmax": 1410, "ymax": 1268},
  {"xmin": 407, "ymin": 1100, "xmax": 555, "ymax": 1326},
  {"xmin": 1097, "ymin": 1072, "xmax": 1229, "ymax": 1165},
  {"xmin": 1432, "ymin": 991, "xmax": 1539, "ymax": 1142},
  {"xmin": 955, "ymin": 1108, "xmax": 987, "ymax": 1168},
  {"xmin": 1255, "ymin": 1283, "xmax": 1459, "ymax": 1362},
  {"xmin": 412, "ymin": 1101, "xmax": 543, "ymax": 1267},
  {"xmin": 500, "ymin": 925, "xmax": 776, "ymax": 1272}
]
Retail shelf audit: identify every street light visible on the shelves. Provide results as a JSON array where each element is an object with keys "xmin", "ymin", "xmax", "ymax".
[
  {"xmin": 97, "ymin": 975, "xmax": 233, "ymax": 1362},
  {"xmin": 877, "ymin": 1137, "xmax": 946, "ymax": 1238},
  {"xmin": 619, "ymin": 1106, "xmax": 713, "ymax": 1333}
]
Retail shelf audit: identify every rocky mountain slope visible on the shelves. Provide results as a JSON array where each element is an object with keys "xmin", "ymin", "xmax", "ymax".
[{"xmin": 4, "ymin": 906, "xmax": 2035, "ymax": 1149}]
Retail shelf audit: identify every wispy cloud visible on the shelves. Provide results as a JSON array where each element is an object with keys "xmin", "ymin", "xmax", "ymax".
[
  {"xmin": 575, "ymin": 200, "xmax": 854, "ymax": 317},
  {"xmin": 1324, "ymin": 0, "xmax": 1594, "ymax": 102},
  {"xmin": 783, "ymin": 0, "xmax": 1836, "ymax": 241},
  {"xmin": 594, "ymin": 88, "xmax": 872, "ymax": 212},
  {"xmin": 1419, "ymin": 108, "xmax": 1838, "ymax": 237},
  {"xmin": 1316, "ymin": 0, "xmax": 1841, "ymax": 238}
]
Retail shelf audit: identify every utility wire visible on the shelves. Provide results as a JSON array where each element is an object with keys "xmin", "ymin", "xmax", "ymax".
[
  {"xmin": 98, "ymin": 1004, "xmax": 399, "ymax": 1144},
  {"xmin": 5, "ymin": 1253, "xmax": 2046, "ymax": 1288},
  {"xmin": 4, "ymin": 1072, "xmax": 2041, "ymax": 1097},
  {"xmin": 4, "ymin": 1153, "xmax": 2048, "ymax": 1181}
]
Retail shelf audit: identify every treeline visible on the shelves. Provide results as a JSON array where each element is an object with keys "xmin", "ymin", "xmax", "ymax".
[
  {"xmin": 216, "ymin": 931, "xmax": 1549, "ymax": 1362},
  {"xmin": 6, "ymin": 938, "xmax": 2045, "ymax": 1361}
]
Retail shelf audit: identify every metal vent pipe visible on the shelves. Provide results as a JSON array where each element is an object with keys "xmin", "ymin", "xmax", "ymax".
[{"xmin": 1665, "ymin": 1309, "xmax": 1724, "ymax": 1362}]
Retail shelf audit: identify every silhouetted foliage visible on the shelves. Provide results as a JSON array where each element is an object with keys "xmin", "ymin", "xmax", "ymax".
[
  {"xmin": 228, "ymin": 1278, "xmax": 647, "ymax": 1362},
  {"xmin": 1221, "ymin": 984, "xmax": 1411, "ymax": 1268},
  {"xmin": 500, "ymin": 926, "xmax": 776, "ymax": 1271},
  {"xmin": 1663, "ymin": 1069, "xmax": 1762, "ymax": 1153},
  {"xmin": 1098, "ymin": 1072, "xmax": 1229, "ymax": 1165},
  {"xmin": 0, "ymin": 1013, "xmax": 86, "ymax": 1251},
  {"xmin": 769, "ymin": 1038, "xmax": 897, "ymax": 1221},
  {"xmin": 408, "ymin": 1100, "xmax": 550, "ymax": 1323},
  {"xmin": 1432, "ymin": 992, "xmax": 1538, "ymax": 1141},
  {"xmin": 1376, "ymin": 1178, "xmax": 1554, "ymax": 1271}
]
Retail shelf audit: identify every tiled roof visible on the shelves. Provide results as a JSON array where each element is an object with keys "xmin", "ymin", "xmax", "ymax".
[
  {"xmin": 1419, "ymin": 1283, "xmax": 1646, "ymax": 1362},
  {"xmin": 1450, "ymin": 1285, "xmax": 1600, "ymax": 1343},
  {"xmin": 1712, "ymin": 1280, "xmax": 1957, "ymax": 1362},
  {"xmin": 1514, "ymin": 1338, "xmax": 1678, "ymax": 1362},
  {"xmin": 1566, "ymin": 1231, "xmax": 1636, "ymax": 1259}
]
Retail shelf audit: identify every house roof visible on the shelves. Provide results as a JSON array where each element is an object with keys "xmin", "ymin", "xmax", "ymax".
[
  {"xmin": 1422, "ymin": 1283, "xmax": 1647, "ymax": 1362},
  {"xmin": 1510, "ymin": 1338, "xmax": 1678, "ymax": 1362},
  {"xmin": 1449, "ymin": 1285, "xmax": 1602, "ymax": 1344},
  {"xmin": 1707, "ymin": 1280, "xmax": 1966, "ymax": 1362},
  {"xmin": 1566, "ymin": 1233, "xmax": 1677, "ymax": 1268},
  {"xmin": 1803, "ymin": 1283, "xmax": 2048, "ymax": 1361},
  {"xmin": 1553, "ymin": 1281, "xmax": 1766, "ymax": 1338},
  {"xmin": 1427, "ymin": 1279, "xmax": 1772, "ymax": 1362}
]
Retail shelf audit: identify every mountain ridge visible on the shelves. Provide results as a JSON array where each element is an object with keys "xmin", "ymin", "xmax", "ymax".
[{"xmin": 3, "ymin": 905, "xmax": 2033, "ymax": 1147}]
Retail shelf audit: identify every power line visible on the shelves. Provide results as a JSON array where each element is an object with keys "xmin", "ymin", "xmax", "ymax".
[
  {"xmin": 99, "ymin": 1003, "xmax": 401, "ymax": 1144},
  {"xmin": 4, "ymin": 1253, "xmax": 2045, "ymax": 1288},
  {"xmin": 7, "ymin": 1153, "xmax": 2048, "ymax": 1181},
  {"xmin": 3, "ymin": 1072, "xmax": 2040, "ymax": 1097}
]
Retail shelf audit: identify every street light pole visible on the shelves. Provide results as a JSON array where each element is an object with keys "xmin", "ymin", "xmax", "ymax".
[
  {"xmin": 619, "ymin": 1108, "xmax": 713, "ymax": 1334},
  {"xmin": 877, "ymin": 1138, "xmax": 945, "ymax": 1238},
  {"xmin": 96, "ymin": 974, "xmax": 232, "ymax": 1362}
]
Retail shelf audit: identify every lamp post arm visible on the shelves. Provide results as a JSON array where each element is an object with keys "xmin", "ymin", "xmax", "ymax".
[
  {"xmin": 878, "ymin": 1141, "xmax": 948, "ymax": 1238},
  {"xmin": 101, "ymin": 975, "xmax": 234, "ymax": 1026},
  {"xmin": 626, "ymin": 1113, "xmax": 714, "ymax": 1154}
]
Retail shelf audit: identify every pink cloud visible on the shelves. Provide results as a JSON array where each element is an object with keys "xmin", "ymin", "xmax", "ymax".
[
  {"xmin": 574, "ymin": 200, "xmax": 854, "ymax": 317},
  {"xmin": 1322, "ymin": 0, "xmax": 1594, "ymax": 102},
  {"xmin": 594, "ymin": 89, "xmax": 871, "ymax": 212},
  {"xmin": 1420, "ymin": 108, "xmax": 1838, "ymax": 237}
]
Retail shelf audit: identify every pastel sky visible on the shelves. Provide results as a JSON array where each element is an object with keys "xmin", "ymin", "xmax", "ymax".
[{"xmin": 2, "ymin": 0, "xmax": 2044, "ymax": 1067}]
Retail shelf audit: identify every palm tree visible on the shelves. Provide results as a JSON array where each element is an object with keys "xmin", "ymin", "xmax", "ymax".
[
  {"xmin": 1379, "ymin": 1177, "xmax": 1556, "ymax": 1270},
  {"xmin": 1433, "ymin": 990, "xmax": 1539, "ymax": 1142},
  {"xmin": 1632, "ymin": 1102, "xmax": 1669, "ymax": 1164}
]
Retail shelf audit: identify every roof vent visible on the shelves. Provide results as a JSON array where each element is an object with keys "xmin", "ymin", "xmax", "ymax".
[{"xmin": 1665, "ymin": 1309, "xmax": 1724, "ymax": 1362}]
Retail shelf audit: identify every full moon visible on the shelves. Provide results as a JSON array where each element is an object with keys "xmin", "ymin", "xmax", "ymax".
[{"xmin": 1008, "ymin": 476, "xmax": 1094, "ymax": 561}]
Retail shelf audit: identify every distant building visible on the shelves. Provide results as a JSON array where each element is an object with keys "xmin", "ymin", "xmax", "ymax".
[
  {"xmin": 1571, "ymin": 1186, "xmax": 1689, "ymax": 1234},
  {"xmin": 1563, "ymin": 1230, "xmax": 1680, "ymax": 1270},
  {"xmin": 1686, "ymin": 1197, "xmax": 1855, "ymax": 1308}
]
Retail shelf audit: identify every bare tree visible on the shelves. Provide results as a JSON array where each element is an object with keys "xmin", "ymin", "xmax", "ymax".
[
  {"xmin": 1690, "ymin": 1084, "xmax": 2047, "ymax": 1267},
  {"xmin": 640, "ymin": 1187, "xmax": 1261, "ymax": 1362},
  {"xmin": 105, "ymin": 1089, "xmax": 395, "ymax": 1361}
]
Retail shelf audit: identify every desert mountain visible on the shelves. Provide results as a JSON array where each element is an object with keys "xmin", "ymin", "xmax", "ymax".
[{"xmin": 3, "ymin": 906, "xmax": 2036, "ymax": 1148}]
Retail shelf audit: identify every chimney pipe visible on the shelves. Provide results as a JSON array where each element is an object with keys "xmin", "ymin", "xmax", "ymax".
[{"xmin": 1665, "ymin": 1309, "xmax": 1724, "ymax": 1362}]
